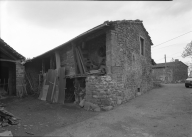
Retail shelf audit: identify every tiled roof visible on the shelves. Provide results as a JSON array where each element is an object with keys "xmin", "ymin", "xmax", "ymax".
[
  {"xmin": 0, "ymin": 38, "xmax": 25, "ymax": 60},
  {"xmin": 32, "ymin": 20, "xmax": 153, "ymax": 60}
]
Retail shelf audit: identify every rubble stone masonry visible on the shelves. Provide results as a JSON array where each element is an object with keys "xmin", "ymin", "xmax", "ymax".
[
  {"xmin": 59, "ymin": 45, "xmax": 75, "ymax": 76},
  {"xmin": 16, "ymin": 62, "xmax": 25, "ymax": 95},
  {"xmin": 86, "ymin": 21, "xmax": 153, "ymax": 108}
]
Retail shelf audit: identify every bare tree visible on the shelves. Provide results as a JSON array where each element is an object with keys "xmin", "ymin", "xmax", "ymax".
[
  {"xmin": 182, "ymin": 41, "xmax": 192, "ymax": 76},
  {"xmin": 182, "ymin": 41, "xmax": 192, "ymax": 58}
]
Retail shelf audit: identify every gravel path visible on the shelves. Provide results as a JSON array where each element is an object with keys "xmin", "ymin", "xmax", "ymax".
[{"xmin": 46, "ymin": 84, "xmax": 192, "ymax": 137}]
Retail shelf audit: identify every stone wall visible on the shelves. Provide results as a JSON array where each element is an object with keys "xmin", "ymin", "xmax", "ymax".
[
  {"xmin": 59, "ymin": 45, "xmax": 75, "ymax": 76},
  {"xmin": 152, "ymin": 67, "xmax": 173, "ymax": 83},
  {"xmin": 16, "ymin": 62, "xmax": 25, "ymax": 95},
  {"xmin": 109, "ymin": 21, "xmax": 153, "ymax": 100},
  {"xmin": 8, "ymin": 66, "xmax": 16, "ymax": 95},
  {"xmin": 85, "ymin": 75, "xmax": 124, "ymax": 108},
  {"xmin": 152, "ymin": 61, "xmax": 188, "ymax": 83},
  {"xmin": 85, "ymin": 21, "xmax": 153, "ymax": 108},
  {"xmin": 172, "ymin": 62, "xmax": 188, "ymax": 82}
]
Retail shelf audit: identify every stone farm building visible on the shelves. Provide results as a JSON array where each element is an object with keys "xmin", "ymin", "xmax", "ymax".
[
  {"xmin": 152, "ymin": 59, "xmax": 188, "ymax": 83},
  {"xmin": 25, "ymin": 20, "xmax": 153, "ymax": 108},
  {"xmin": 0, "ymin": 38, "xmax": 25, "ymax": 96}
]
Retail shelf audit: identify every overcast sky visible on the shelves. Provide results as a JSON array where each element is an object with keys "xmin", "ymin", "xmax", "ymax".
[{"xmin": 0, "ymin": 0, "xmax": 192, "ymax": 64}]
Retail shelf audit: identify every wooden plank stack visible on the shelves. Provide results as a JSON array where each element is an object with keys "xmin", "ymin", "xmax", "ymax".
[
  {"xmin": 74, "ymin": 47, "xmax": 87, "ymax": 75},
  {"xmin": 57, "ymin": 67, "xmax": 66, "ymax": 104},
  {"xmin": 0, "ymin": 106, "xmax": 19, "ymax": 127},
  {"xmin": 38, "ymin": 67, "xmax": 66, "ymax": 104}
]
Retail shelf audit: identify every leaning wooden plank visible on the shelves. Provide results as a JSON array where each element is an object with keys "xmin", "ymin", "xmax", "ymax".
[
  {"xmin": 76, "ymin": 48, "xmax": 86, "ymax": 74},
  {"xmin": 38, "ymin": 90, "xmax": 43, "ymax": 100},
  {"xmin": 55, "ymin": 83, "xmax": 59, "ymax": 103},
  {"xmin": 46, "ymin": 69, "xmax": 55, "ymax": 102},
  {"xmin": 27, "ymin": 73, "xmax": 35, "ymax": 91},
  {"xmin": 51, "ymin": 76, "xmax": 57, "ymax": 103},
  {"xmin": 72, "ymin": 43, "xmax": 78, "ymax": 75},
  {"xmin": 41, "ymin": 85, "xmax": 49, "ymax": 101},
  {"xmin": 25, "ymin": 72, "xmax": 34, "ymax": 91},
  {"xmin": 38, "ymin": 74, "xmax": 46, "ymax": 100},
  {"xmin": 45, "ymin": 69, "xmax": 52, "ymax": 85},
  {"xmin": 57, "ymin": 67, "xmax": 66, "ymax": 104},
  {"xmin": 75, "ymin": 48, "xmax": 83, "ymax": 74},
  {"xmin": 49, "ymin": 69, "xmax": 56, "ymax": 102},
  {"xmin": 52, "ymin": 79, "xmax": 59, "ymax": 103},
  {"xmin": 77, "ymin": 46, "xmax": 87, "ymax": 73}
]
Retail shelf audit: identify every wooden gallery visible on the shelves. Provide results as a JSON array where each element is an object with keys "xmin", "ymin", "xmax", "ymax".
[{"xmin": 25, "ymin": 20, "xmax": 153, "ymax": 110}]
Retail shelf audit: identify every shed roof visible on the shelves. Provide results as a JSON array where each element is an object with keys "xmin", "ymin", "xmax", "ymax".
[
  {"xmin": 32, "ymin": 20, "xmax": 153, "ymax": 60},
  {"xmin": 152, "ymin": 61, "xmax": 188, "ymax": 69},
  {"xmin": 0, "ymin": 38, "xmax": 25, "ymax": 60}
]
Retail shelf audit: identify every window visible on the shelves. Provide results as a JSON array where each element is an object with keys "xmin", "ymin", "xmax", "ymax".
[
  {"xmin": 132, "ymin": 53, "xmax": 135, "ymax": 62},
  {"xmin": 140, "ymin": 37, "xmax": 145, "ymax": 56}
]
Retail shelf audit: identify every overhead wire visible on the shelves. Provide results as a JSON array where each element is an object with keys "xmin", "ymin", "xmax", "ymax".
[
  {"xmin": 151, "ymin": 31, "xmax": 192, "ymax": 62},
  {"xmin": 152, "ymin": 31, "xmax": 192, "ymax": 48},
  {"xmin": 152, "ymin": 44, "xmax": 181, "ymax": 52}
]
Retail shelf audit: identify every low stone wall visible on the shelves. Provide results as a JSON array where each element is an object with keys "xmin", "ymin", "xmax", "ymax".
[
  {"xmin": 59, "ymin": 45, "xmax": 76, "ymax": 76},
  {"xmin": 85, "ymin": 75, "xmax": 125, "ymax": 109}
]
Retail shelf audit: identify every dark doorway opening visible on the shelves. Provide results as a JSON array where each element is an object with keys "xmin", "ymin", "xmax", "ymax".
[
  {"xmin": 0, "ymin": 61, "xmax": 16, "ymax": 96},
  {"xmin": 65, "ymin": 78, "xmax": 75, "ymax": 103},
  {"xmin": 0, "ymin": 66, "xmax": 9, "ymax": 93}
]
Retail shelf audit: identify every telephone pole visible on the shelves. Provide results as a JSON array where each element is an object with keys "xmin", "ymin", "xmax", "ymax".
[{"xmin": 164, "ymin": 54, "xmax": 167, "ymax": 83}]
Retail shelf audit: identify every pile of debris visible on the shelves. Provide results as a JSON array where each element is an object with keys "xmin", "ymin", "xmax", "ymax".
[{"xmin": 0, "ymin": 104, "xmax": 20, "ymax": 127}]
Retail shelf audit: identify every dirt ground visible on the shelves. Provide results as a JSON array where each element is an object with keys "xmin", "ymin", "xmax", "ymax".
[
  {"xmin": 47, "ymin": 84, "xmax": 192, "ymax": 137},
  {"xmin": 0, "ymin": 96, "xmax": 99, "ymax": 136}
]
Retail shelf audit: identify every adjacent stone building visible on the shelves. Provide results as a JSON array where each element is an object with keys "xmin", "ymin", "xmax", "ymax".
[
  {"xmin": 0, "ymin": 38, "xmax": 25, "ymax": 96},
  {"xmin": 152, "ymin": 59, "xmax": 188, "ymax": 83},
  {"xmin": 25, "ymin": 20, "xmax": 153, "ymax": 109}
]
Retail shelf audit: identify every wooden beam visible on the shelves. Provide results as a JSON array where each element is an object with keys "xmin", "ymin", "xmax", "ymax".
[
  {"xmin": 0, "ymin": 47, "xmax": 19, "ymax": 60},
  {"xmin": 77, "ymin": 44, "xmax": 87, "ymax": 73},
  {"xmin": 0, "ymin": 58, "xmax": 20, "ymax": 63},
  {"xmin": 42, "ymin": 59, "xmax": 45, "ymax": 74},
  {"xmin": 72, "ymin": 42, "xmax": 78, "ymax": 75},
  {"xmin": 75, "ymin": 48, "xmax": 83, "ymax": 74},
  {"xmin": 55, "ymin": 51, "xmax": 61, "ymax": 69},
  {"xmin": 50, "ymin": 57, "xmax": 52, "ymax": 69},
  {"xmin": 50, "ymin": 56, "xmax": 55, "ymax": 69}
]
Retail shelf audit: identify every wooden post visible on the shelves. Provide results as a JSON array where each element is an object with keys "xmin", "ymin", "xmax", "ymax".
[
  {"xmin": 42, "ymin": 59, "xmax": 45, "ymax": 74},
  {"xmin": 55, "ymin": 51, "xmax": 61, "ymax": 69},
  {"xmin": 77, "ymin": 44, "xmax": 87, "ymax": 73},
  {"xmin": 75, "ymin": 48, "xmax": 83, "ymax": 74},
  {"xmin": 50, "ymin": 57, "xmax": 52, "ymax": 69},
  {"xmin": 164, "ymin": 54, "xmax": 167, "ymax": 83},
  {"xmin": 72, "ymin": 42, "xmax": 78, "ymax": 75}
]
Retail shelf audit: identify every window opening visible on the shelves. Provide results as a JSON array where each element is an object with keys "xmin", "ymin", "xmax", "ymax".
[{"xmin": 140, "ymin": 37, "xmax": 145, "ymax": 56}]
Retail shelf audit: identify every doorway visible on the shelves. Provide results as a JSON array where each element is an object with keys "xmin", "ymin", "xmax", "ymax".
[{"xmin": 65, "ymin": 78, "xmax": 75, "ymax": 103}]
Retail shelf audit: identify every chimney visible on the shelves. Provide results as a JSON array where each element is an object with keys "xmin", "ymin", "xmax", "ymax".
[{"xmin": 175, "ymin": 59, "xmax": 179, "ymax": 62}]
